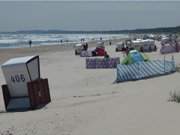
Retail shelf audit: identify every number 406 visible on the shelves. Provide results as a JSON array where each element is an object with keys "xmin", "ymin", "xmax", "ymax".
[{"xmin": 11, "ymin": 74, "xmax": 25, "ymax": 83}]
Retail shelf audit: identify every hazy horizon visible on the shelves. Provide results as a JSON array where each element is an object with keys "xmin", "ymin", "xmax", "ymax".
[{"xmin": 0, "ymin": 1, "xmax": 179, "ymax": 32}]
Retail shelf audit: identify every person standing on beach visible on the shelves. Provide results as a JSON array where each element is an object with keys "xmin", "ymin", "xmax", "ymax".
[
  {"xmin": 28, "ymin": 40, "xmax": 32, "ymax": 48},
  {"xmin": 60, "ymin": 40, "xmax": 63, "ymax": 44},
  {"xmin": 109, "ymin": 40, "xmax": 112, "ymax": 46}
]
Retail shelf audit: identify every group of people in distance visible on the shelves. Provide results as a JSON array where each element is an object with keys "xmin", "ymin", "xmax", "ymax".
[{"xmin": 28, "ymin": 38, "xmax": 110, "ymax": 59}]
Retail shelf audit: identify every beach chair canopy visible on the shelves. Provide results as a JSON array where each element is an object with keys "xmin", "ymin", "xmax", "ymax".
[
  {"xmin": 132, "ymin": 39, "xmax": 155, "ymax": 46},
  {"xmin": 122, "ymin": 50, "xmax": 149, "ymax": 64},
  {"xmin": 1, "ymin": 56, "xmax": 40, "ymax": 97},
  {"xmin": 1, "ymin": 55, "xmax": 51, "ymax": 111}
]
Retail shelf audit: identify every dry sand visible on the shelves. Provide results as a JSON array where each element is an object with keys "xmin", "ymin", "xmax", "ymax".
[{"xmin": 0, "ymin": 41, "xmax": 180, "ymax": 135}]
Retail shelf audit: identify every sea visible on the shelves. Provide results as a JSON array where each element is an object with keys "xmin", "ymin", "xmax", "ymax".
[{"xmin": 0, "ymin": 33, "xmax": 128, "ymax": 48}]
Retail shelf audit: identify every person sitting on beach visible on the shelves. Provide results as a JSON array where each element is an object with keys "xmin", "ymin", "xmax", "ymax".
[
  {"xmin": 83, "ymin": 43, "xmax": 88, "ymax": 51},
  {"xmin": 92, "ymin": 50, "xmax": 97, "ymax": 56},
  {"xmin": 85, "ymin": 42, "xmax": 88, "ymax": 51},
  {"xmin": 125, "ymin": 47, "xmax": 129, "ymax": 55},
  {"xmin": 140, "ymin": 46, "xmax": 143, "ymax": 52},
  {"xmin": 104, "ymin": 51, "xmax": 110, "ymax": 59}
]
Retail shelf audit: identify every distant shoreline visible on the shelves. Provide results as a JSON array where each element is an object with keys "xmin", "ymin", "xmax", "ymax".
[
  {"xmin": 1, "ymin": 26, "xmax": 180, "ymax": 34},
  {"xmin": 0, "ymin": 33, "xmax": 127, "ymax": 49}
]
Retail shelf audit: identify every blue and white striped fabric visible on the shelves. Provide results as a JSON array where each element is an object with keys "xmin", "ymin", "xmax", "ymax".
[{"xmin": 116, "ymin": 60, "xmax": 175, "ymax": 82}]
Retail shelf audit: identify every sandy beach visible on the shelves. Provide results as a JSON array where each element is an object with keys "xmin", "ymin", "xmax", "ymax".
[{"xmin": 0, "ymin": 40, "xmax": 180, "ymax": 135}]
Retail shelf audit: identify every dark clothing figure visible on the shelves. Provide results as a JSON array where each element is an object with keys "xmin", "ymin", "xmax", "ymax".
[
  {"xmin": 85, "ymin": 42, "xmax": 88, "ymax": 51},
  {"xmin": 154, "ymin": 45, "xmax": 157, "ymax": 51},
  {"xmin": 83, "ymin": 42, "xmax": 88, "ymax": 51},
  {"xmin": 109, "ymin": 41, "xmax": 112, "ymax": 46},
  {"xmin": 125, "ymin": 47, "xmax": 129, "ymax": 55},
  {"xmin": 29, "ymin": 40, "xmax": 32, "ymax": 48},
  {"xmin": 104, "ymin": 51, "xmax": 110, "ymax": 59},
  {"xmin": 92, "ymin": 50, "xmax": 96, "ymax": 56}
]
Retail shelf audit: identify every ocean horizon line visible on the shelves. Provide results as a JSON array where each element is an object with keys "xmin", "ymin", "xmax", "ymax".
[
  {"xmin": 1, "ymin": 25, "xmax": 180, "ymax": 34},
  {"xmin": 0, "ymin": 1, "xmax": 180, "ymax": 2}
]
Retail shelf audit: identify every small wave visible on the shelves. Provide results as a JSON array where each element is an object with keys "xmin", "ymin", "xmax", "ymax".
[{"xmin": 0, "ymin": 33, "xmax": 128, "ymax": 48}]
